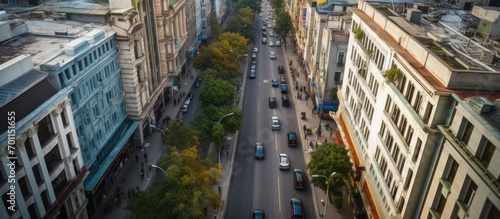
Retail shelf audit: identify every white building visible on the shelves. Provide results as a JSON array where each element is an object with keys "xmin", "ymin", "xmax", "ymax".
[
  {"xmin": 336, "ymin": 1, "xmax": 500, "ymax": 218},
  {"xmin": 0, "ymin": 55, "xmax": 87, "ymax": 219}
]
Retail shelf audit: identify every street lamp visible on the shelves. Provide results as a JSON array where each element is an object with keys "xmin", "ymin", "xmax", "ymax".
[
  {"xmin": 229, "ymin": 50, "xmax": 248, "ymax": 62},
  {"xmin": 150, "ymin": 125, "xmax": 165, "ymax": 135},
  {"xmin": 312, "ymin": 172, "xmax": 337, "ymax": 218},
  {"xmin": 151, "ymin": 164, "xmax": 166, "ymax": 175},
  {"xmin": 218, "ymin": 112, "xmax": 235, "ymax": 123},
  {"xmin": 216, "ymin": 112, "xmax": 235, "ymax": 167}
]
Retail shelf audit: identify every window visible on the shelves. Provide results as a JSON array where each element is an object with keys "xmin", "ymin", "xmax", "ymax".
[
  {"xmin": 37, "ymin": 115, "xmax": 55, "ymax": 147},
  {"xmin": 423, "ymin": 102, "xmax": 434, "ymax": 124},
  {"xmin": 412, "ymin": 138, "xmax": 422, "ymax": 162},
  {"xmin": 477, "ymin": 138, "xmax": 495, "ymax": 167},
  {"xmin": 61, "ymin": 109, "xmax": 69, "ymax": 127},
  {"xmin": 462, "ymin": 179, "xmax": 477, "ymax": 207},
  {"xmin": 337, "ymin": 52, "xmax": 345, "ymax": 65},
  {"xmin": 44, "ymin": 145, "xmax": 62, "ymax": 174},
  {"xmin": 480, "ymin": 199, "xmax": 500, "ymax": 219},
  {"xmin": 25, "ymin": 138, "xmax": 36, "ymax": 159},
  {"xmin": 445, "ymin": 159, "xmax": 459, "ymax": 185},
  {"xmin": 460, "ymin": 119, "xmax": 474, "ymax": 145},
  {"xmin": 436, "ymin": 193, "xmax": 447, "ymax": 215},
  {"xmin": 403, "ymin": 168, "xmax": 413, "ymax": 190}
]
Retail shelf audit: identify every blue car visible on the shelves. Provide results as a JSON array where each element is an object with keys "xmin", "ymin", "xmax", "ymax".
[
  {"xmin": 271, "ymin": 79, "xmax": 278, "ymax": 87},
  {"xmin": 281, "ymin": 84, "xmax": 288, "ymax": 94},
  {"xmin": 249, "ymin": 70, "xmax": 256, "ymax": 79}
]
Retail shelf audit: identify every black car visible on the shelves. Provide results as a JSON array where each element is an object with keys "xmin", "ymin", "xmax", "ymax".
[
  {"xmin": 287, "ymin": 132, "xmax": 297, "ymax": 146},
  {"xmin": 293, "ymin": 169, "xmax": 307, "ymax": 189},
  {"xmin": 269, "ymin": 96, "xmax": 277, "ymax": 108},
  {"xmin": 187, "ymin": 92, "xmax": 194, "ymax": 100},
  {"xmin": 197, "ymin": 76, "xmax": 203, "ymax": 82},
  {"xmin": 278, "ymin": 65, "xmax": 285, "ymax": 74},
  {"xmin": 262, "ymin": 32, "xmax": 267, "ymax": 37},
  {"xmin": 282, "ymin": 95, "xmax": 290, "ymax": 107},
  {"xmin": 280, "ymin": 76, "xmax": 287, "ymax": 84},
  {"xmin": 194, "ymin": 81, "xmax": 200, "ymax": 88}
]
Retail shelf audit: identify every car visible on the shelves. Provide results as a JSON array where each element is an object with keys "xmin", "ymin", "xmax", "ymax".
[
  {"xmin": 251, "ymin": 52, "xmax": 257, "ymax": 59},
  {"xmin": 269, "ymin": 41, "xmax": 274, "ymax": 47},
  {"xmin": 253, "ymin": 47, "xmax": 258, "ymax": 53},
  {"xmin": 278, "ymin": 65, "xmax": 285, "ymax": 74},
  {"xmin": 268, "ymin": 24, "xmax": 272, "ymax": 28},
  {"xmin": 249, "ymin": 70, "xmax": 256, "ymax": 79},
  {"xmin": 251, "ymin": 64, "xmax": 256, "ymax": 70},
  {"xmin": 287, "ymin": 132, "xmax": 298, "ymax": 146},
  {"xmin": 262, "ymin": 21, "xmax": 267, "ymax": 26},
  {"xmin": 270, "ymin": 51, "xmax": 276, "ymax": 59},
  {"xmin": 197, "ymin": 76, "xmax": 203, "ymax": 82},
  {"xmin": 278, "ymin": 153, "xmax": 290, "ymax": 169},
  {"xmin": 293, "ymin": 169, "xmax": 307, "ymax": 189},
  {"xmin": 272, "ymin": 116, "xmax": 281, "ymax": 130},
  {"xmin": 184, "ymin": 99, "xmax": 190, "ymax": 106},
  {"xmin": 290, "ymin": 198, "xmax": 304, "ymax": 219},
  {"xmin": 271, "ymin": 78, "xmax": 278, "ymax": 87},
  {"xmin": 268, "ymin": 96, "xmax": 277, "ymax": 108},
  {"xmin": 262, "ymin": 38, "xmax": 267, "ymax": 44},
  {"xmin": 187, "ymin": 92, "xmax": 194, "ymax": 100},
  {"xmin": 276, "ymin": 40, "xmax": 281, "ymax": 47},
  {"xmin": 252, "ymin": 60, "xmax": 257, "ymax": 66},
  {"xmin": 265, "ymin": 16, "xmax": 269, "ymax": 20},
  {"xmin": 252, "ymin": 209, "xmax": 265, "ymax": 219},
  {"xmin": 255, "ymin": 142, "xmax": 265, "ymax": 159},
  {"xmin": 259, "ymin": 13, "xmax": 262, "ymax": 17},
  {"xmin": 180, "ymin": 104, "xmax": 189, "ymax": 113},
  {"xmin": 282, "ymin": 95, "xmax": 290, "ymax": 107},
  {"xmin": 262, "ymin": 26, "xmax": 266, "ymax": 31},
  {"xmin": 269, "ymin": 32, "xmax": 274, "ymax": 37},
  {"xmin": 280, "ymin": 76, "xmax": 287, "ymax": 84},
  {"xmin": 276, "ymin": 33, "xmax": 280, "ymax": 37},
  {"xmin": 194, "ymin": 81, "xmax": 201, "ymax": 88},
  {"xmin": 262, "ymin": 31, "xmax": 267, "ymax": 37},
  {"xmin": 280, "ymin": 84, "xmax": 288, "ymax": 94}
]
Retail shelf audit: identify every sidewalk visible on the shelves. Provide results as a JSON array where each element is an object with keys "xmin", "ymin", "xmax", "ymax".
[
  {"xmin": 92, "ymin": 66, "xmax": 200, "ymax": 219},
  {"xmin": 281, "ymin": 36, "xmax": 353, "ymax": 219}
]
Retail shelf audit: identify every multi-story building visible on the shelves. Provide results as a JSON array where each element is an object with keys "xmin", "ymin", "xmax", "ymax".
[
  {"xmin": 0, "ymin": 54, "xmax": 87, "ymax": 218},
  {"xmin": 420, "ymin": 93, "xmax": 500, "ymax": 218},
  {"xmin": 187, "ymin": 0, "xmax": 203, "ymax": 61},
  {"xmin": 201, "ymin": 0, "xmax": 212, "ymax": 41},
  {"xmin": 336, "ymin": 0, "xmax": 500, "ymax": 218}
]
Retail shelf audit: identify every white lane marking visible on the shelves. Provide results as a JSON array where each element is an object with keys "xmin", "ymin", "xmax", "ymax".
[
  {"xmin": 191, "ymin": 105, "xmax": 197, "ymax": 113},
  {"xmin": 258, "ymin": 101, "xmax": 260, "ymax": 113},
  {"xmin": 275, "ymin": 131, "xmax": 278, "ymax": 151},
  {"xmin": 277, "ymin": 176, "xmax": 281, "ymax": 212}
]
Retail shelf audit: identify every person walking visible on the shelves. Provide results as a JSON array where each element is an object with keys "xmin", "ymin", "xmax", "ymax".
[
  {"xmin": 135, "ymin": 155, "xmax": 138, "ymax": 163},
  {"xmin": 144, "ymin": 153, "xmax": 148, "ymax": 162},
  {"xmin": 140, "ymin": 172, "xmax": 144, "ymax": 180}
]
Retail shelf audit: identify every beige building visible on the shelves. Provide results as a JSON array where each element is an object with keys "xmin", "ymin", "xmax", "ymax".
[{"xmin": 336, "ymin": 0, "xmax": 500, "ymax": 218}]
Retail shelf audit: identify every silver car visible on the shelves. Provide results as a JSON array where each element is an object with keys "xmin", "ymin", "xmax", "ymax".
[{"xmin": 278, "ymin": 153, "xmax": 290, "ymax": 170}]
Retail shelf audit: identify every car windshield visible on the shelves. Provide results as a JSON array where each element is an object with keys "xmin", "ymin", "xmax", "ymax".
[{"xmin": 280, "ymin": 156, "xmax": 288, "ymax": 163}]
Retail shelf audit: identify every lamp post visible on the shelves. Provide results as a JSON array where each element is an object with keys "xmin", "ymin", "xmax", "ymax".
[
  {"xmin": 312, "ymin": 172, "xmax": 337, "ymax": 218},
  {"xmin": 234, "ymin": 54, "xmax": 248, "ymax": 62},
  {"xmin": 151, "ymin": 164, "xmax": 166, "ymax": 175},
  {"xmin": 217, "ymin": 112, "xmax": 235, "ymax": 167},
  {"xmin": 150, "ymin": 125, "xmax": 165, "ymax": 135}
]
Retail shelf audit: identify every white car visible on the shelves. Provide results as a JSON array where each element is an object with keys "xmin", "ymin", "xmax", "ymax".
[
  {"xmin": 184, "ymin": 99, "xmax": 190, "ymax": 106},
  {"xmin": 269, "ymin": 32, "xmax": 274, "ymax": 37},
  {"xmin": 276, "ymin": 40, "xmax": 281, "ymax": 47},
  {"xmin": 253, "ymin": 47, "xmax": 258, "ymax": 53},
  {"xmin": 269, "ymin": 41, "xmax": 274, "ymax": 47},
  {"xmin": 268, "ymin": 24, "xmax": 272, "ymax": 28},
  {"xmin": 270, "ymin": 51, "xmax": 276, "ymax": 59},
  {"xmin": 271, "ymin": 116, "xmax": 280, "ymax": 130},
  {"xmin": 259, "ymin": 13, "xmax": 262, "ymax": 16},
  {"xmin": 180, "ymin": 104, "xmax": 189, "ymax": 113},
  {"xmin": 278, "ymin": 153, "xmax": 290, "ymax": 170}
]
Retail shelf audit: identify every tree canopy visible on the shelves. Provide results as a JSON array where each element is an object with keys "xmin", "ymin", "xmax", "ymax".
[
  {"xmin": 126, "ymin": 147, "xmax": 222, "ymax": 219},
  {"xmin": 164, "ymin": 121, "xmax": 201, "ymax": 151},
  {"xmin": 307, "ymin": 143, "xmax": 353, "ymax": 197},
  {"xmin": 194, "ymin": 32, "xmax": 247, "ymax": 71},
  {"xmin": 191, "ymin": 106, "xmax": 243, "ymax": 141},
  {"xmin": 202, "ymin": 67, "xmax": 241, "ymax": 84},
  {"xmin": 224, "ymin": 7, "xmax": 256, "ymax": 41},
  {"xmin": 235, "ymin": 0, "xmax": 260, "ymax": 13},
  {"xmin": 198, "ymin": 78, "xmax": 235, "ymax": 108},
  {"xmin": 274, "ymin": 9, "xmax": 293, "ymax": 46}
]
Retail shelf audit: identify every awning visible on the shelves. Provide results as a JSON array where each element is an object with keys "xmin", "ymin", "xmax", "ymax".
[
  {"xmin": 189, "ymin": 39, "xmax": 202, "ymax": 57},
  {"xmin": 319, "ymin": 99, "xmax": 339, "ymax": 112}
]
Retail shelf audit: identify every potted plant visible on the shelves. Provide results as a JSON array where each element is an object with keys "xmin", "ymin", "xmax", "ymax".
[
  {"xmin": 353, "ymin": 27, "xmax": 365, "ymax": 41},
  {"xmin": 301, "ymin": 112, "xmax": 306, "ymax": 119},
  {"xmin": 385, "ymin": 64, "xmax": 402, "ymax": 83}
]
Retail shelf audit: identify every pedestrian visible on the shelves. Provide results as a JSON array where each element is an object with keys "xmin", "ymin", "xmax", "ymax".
[
  {"xmin": 174, "ymin": 99, "xmax": 177, "ymax": 105},
  {"xmin": 330, "ymin": 131, "xmax": 333, "ymax": 138},
  {"xmin": 315, "ymin": 142, "xmax": 318, "ymax": 150},
  {"xmin": 303, "ymin": 124, "xmax": 306, "ymax": 132},
  {"xmin": 128, "ymin": 189, "xmax": 131, "ymax": 199},
  {"xmin": 141, "ymin": 162, "xmax": 144, "ymax": 168},
  {"xmin": 144, "ymin": 153, "xmax": 148, "ymax": 161},
  {"xmin": 135, "ymin": 155, "xmax": 138, "ymax": 163},
  {"xmin": 141, "ymin": 167, "xmax": 144, "ymax": 174},
  {"xmin": 140, "ymin": 172, "xmax": 144, "ymax": 180}
]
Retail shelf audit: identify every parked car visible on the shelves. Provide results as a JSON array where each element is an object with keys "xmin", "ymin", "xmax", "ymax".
[
  {"xmin": 269, "ymin": 32, "xmax": 274, "ymax": 37},
  {"xmin": 270, "ymin": 51, "xmax": 276, "ymax": 59},
  {"xmin": 276, "ymin": 40, "xmax": 281, "ymax": 47},
  {"xmin": 252, "ymin": 60, "xmax": 257, "ymax": 66},
  {"xmin": 252, "ymin": 209, "xmax": 265, "ymax": 219},
  {"xmin": 278, "ymin": 65, "xmax": 285, "ymax": 74},
  {"xmin": 269, "ymin": 41, "xmax": 274, "ymax": 47},
  {"xmin": 262, "ymin": 26, "xmax": 266, "ymax": 31},
  {"xmin": 280, "ymin": 76, "xmax": 287, "ymax": 84},
  {"xmin": 187, "ymin": 92, "xmax": 194, "ymax": 100},
  {"xmin": 180, "ymin": 104, "xmax": 189, "ymax": 113},
  {"xmin": 293, "ymin": 169, "xmax": 307, "ymax": 189},
  {"xmin": 194, "ymin": 81, "xmax": 200, "ymax": 88},
  {"xmin": 287, "ymin": 132, "xmax": 298, "ymax": 146},
  {"xmin": 251, "ymin": 65, "xmax": 256, "ymax": 70},
  {"xmin": 262, "ymin": 37, "xmax": 267, "ymax": 44},
  {"xmin": 249, "ymin": 70, "xmax": 256, "ymax": 79},
  {"xmin": 183, "ymin": 99, "xmax": 190, "ymax": 106},
  {"xmin": 262, "ymin": 31, "xmax": 267, "ymax": 37},
  {"xmin": 255, "ymin": 142, "xmax": 265, "ymax": 159},
  {"xmin": 278, "ymin": 153, "xmax": 290, "ymax": 169},
  {"xmin": 282, "ymin": 95, "xmax": 290, "ymax": 107},
  {"xmin": 280, "ymin": 84, "xmax": 288, "ymax": 94},
  {"xmin": 252, "ymin": 52, "xmax": 257, "ymax": 59},
  {"xmin": 253, "ymin": 47, "xmax": 258, "ymax": 53}
]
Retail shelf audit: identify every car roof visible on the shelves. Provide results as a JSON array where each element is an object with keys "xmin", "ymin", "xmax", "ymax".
[
  {"xmin": 256, "ymin": 142, "xmax": 263, "ymax": 146},
  {"xmin": 272, "ymin": 116, "xmax": 279, "ymax": 120},
  {"xmin": 279, "ymin": 153, "xmax": 287, "ymax": 156}
]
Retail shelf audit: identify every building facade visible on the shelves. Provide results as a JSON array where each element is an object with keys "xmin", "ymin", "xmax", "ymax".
[
  {"xmin": 39, "ymin": 29, "xmax": 138, "ymax": 216},
  {"xmin": 0, "ymin": 55, "xmax": 88, "ymax": 219},
  {"xmin": 337, "ymin": 0, "xmax": 500, "ymax": 218}
]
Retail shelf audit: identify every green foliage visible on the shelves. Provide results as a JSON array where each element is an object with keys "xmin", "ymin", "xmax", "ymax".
[
  {"xmin": 353, "ymin": 27, "xmax": 365, "ymax": 40},
  {"xmin": 127, "ymin": 147, "xmax": 222, "ymax": 219},
  {"xmin": 307, "ymin": 143, "xmax": 353, "ymax": 197},
  {"xmin": 199, "ymin": 78, "xmax": 235, "ymax": 108},
  {"xmin": 212, "ymin": 123, "xmax": 225, "ymax": 147},
  {"xmin": 209, "ymin": 15, "xmax": 222, "ymax": 42},
  {"xmin": 194, "ymin": 32, "xmax": 247, "ymax": 71},
  {"xmin": 385, "ymin": 64, "xmax": 402, "ymax": 82},
  {"xmin": 164, "ymin": 121, "xmax": 200, "ymax": 151},
  {"xmin": 202, "ymin": 67, "xmax": 242, "ymax": 85},
  {"xmin": 235, "ymin": 0, "xmax": 260, "ymax": 14},
  {"xmin": 224, "ymin": 7, "xmax": 256, "ymax": 42},
  {"xmin": 270, "ymin": 0, "xmax": 283, "ymax": 10},
  {"xmin": 191, "ymin": 106, "xmax": 243, "ymax": 141},
  {"xmin": 274, "ymin": 10, "xmax": 292, "ymax": 46},
  {"xmin": 329, "ymin": 88, "xmax": 338, "ymax": 100}
]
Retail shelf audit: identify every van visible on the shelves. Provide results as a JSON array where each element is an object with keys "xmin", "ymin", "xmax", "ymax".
[{"xmin": 282, "ymin": 95, "xmax": 290, "ymax": 107}]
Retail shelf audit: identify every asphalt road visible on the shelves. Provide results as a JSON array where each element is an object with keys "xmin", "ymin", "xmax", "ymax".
[{"xmin": 225, "ymin": 3, "xmax": 315, "ymax": 218}]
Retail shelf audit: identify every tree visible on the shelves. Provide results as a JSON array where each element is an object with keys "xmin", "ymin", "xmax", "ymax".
[
  {"xmin": 191, "ymin": 106, "xmax": 243, "ymax": 141},
  {"xmin": 307, "ymin": 143, "xmax": 353, "ymax": 203},
  {"xmin": 194, "ymin": 32, "xmax": 247, "ymax": 71},
  {"xmin": 164, "ymin": 121, "xmax": 201, "ymax": 151},
  {"xmin": 208, "ymin": 14, "xmax": 222, "ymax": 42},
  {"xmin": 216, "ymin": 31, "xmax": 248, "ymax": 56},
  {"xmin": 270, "ymin": 0, "xmax": 283, "ymax": 9},
  {"xmin": 235, "ymin": 0, "xmax": 260, "ymax": 13},
  {"xmin": 199, "ymin": 78, "xmax": 235, "ymax": 108},
  {"xmin": 274, "ymin": 9, "xmax": 293, "ymax": 47},
  {"xmin": 126, "ymin": 147, "xmax": 222, "ymax": 219},
  {"xmin": 224, "ymin": 7, "xmax": 257, "ymax": 42},
  {"xmin": 202, "ymin": 67, "xmax": 241, "ymax": 84}
]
